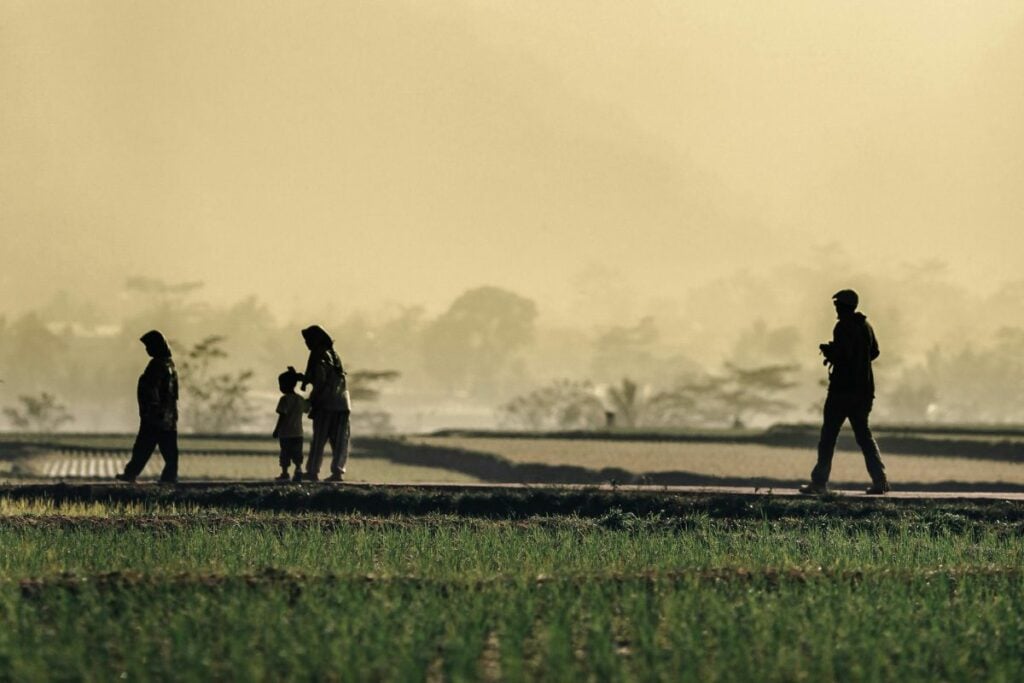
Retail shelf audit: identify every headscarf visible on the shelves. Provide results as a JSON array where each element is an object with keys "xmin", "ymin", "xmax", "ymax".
[
  {"xmin": 301, "ymin": 325, "xmax": 334, "ymax": 390},
  {"xmin": 301, "ymin": 325, "xmax": 333, "ymax": 350},
  {"xmin": 139, "ymin": 330, "xmax": 172, "ymax": 358}
]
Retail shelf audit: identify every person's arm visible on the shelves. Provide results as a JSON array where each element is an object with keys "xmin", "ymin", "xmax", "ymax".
[
  {"xmin": 272, "ymin": 397, "xmax": 288, "ymax": 437},
  {"xmin": 868, "ymin": 324, "xmax": 880, "ymax": 361},
  {"xmin": 821, "ymin": 322, "xmax": 849, "ymax": 365}
]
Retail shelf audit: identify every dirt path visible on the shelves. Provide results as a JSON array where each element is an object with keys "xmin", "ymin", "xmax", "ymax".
[{"xmin": 4, "ymin": 480, "xmax": 1024, "ymax": 502}]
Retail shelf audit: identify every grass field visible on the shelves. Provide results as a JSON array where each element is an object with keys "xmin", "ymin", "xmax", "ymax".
[{"xmin": 2, "ymin": 489, "xmax": 1024, "ymax": 681}]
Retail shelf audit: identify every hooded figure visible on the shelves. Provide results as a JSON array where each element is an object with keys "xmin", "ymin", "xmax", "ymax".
[
  {"xmin": 300, "ymin": 325, "xmax": 351, "ymax": 482},
  {"xmin": 116, "ymin": 330, "xmax": 180, "ymax": 484},
  {"xmin": 137, "ymin": 330, "xmax": 177, "ymax": 428},
  {"xmin": 800, "ymin": 291, "xmax": 888, "ymax": 495}
]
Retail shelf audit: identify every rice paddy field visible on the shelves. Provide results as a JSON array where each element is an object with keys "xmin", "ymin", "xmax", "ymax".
[
  {"xmin": 1, "ymin": 486, "xmax": 1024, "ymax": 681},
  {"xmin": 4, "ymin": 425, "xmax": 1024, "ymax": 491},
  {"xmin": 407, "ymin": 435, "xmax": 1024, "ymax": 488},
  {"xmin": 2, "ymin": 431, "xmax": 1024, "ymax": 680}
]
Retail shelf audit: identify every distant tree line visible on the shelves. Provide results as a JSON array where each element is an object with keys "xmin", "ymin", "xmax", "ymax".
[
  {"xmin": 500, "ymin": 364, "xmax": 800, "ymax": 430},
  {"xmin": 5, "ymin": 261, "xmax": 1024, "ymax": 432}
]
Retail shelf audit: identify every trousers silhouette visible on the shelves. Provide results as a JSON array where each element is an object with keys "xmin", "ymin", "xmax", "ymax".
[
  {"xmin": 306, "ymin": 410, "xmax": 350, "ymax": 476},
  {"xmin": 123, "ymin": 423, "xmax": 179, "ymax": 481},
  {"xmin": 811, "ymin": 392, "xmax": 886, "ymax": 485}
]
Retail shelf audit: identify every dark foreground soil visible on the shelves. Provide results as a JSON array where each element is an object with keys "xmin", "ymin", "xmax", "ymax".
[{"xmin": 4, "ymin": 482, "xmax": 1024, "ymax": 522}]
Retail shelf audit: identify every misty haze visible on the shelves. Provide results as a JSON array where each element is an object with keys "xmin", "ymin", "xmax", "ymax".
[
  {"xmin": 7, "ymin": 3, "xmax": 1024, "ymax": 680},
  {"xmin": 1, "ymin": 1, "xmax": 1023, "ymax": 445}
]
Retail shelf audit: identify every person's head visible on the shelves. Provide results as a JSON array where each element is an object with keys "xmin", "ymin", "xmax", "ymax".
[
  {"xmin": 301, "ymin": 325, "xmax": 333, "ymax": 351},
  {"xmin": 139, "ymin": 330, "xmax": 171, "ymax": 359},
  {"xmin": 278, "ymin": 366, "xmax": 301, "ymax": 394},
  {"xmin": 832, "ymin": 289, "xmax": 859, "ymax": 316}
]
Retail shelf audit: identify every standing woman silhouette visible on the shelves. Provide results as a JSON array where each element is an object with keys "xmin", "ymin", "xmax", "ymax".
[{"xmin": 300, "ymin": 325, "xmax": 351, "ymax": 482}]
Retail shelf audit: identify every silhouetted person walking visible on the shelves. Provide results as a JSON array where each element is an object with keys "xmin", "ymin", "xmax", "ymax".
[
  {"xmin": 300, "ymin": 325, "xmax": 351, "ymax": 482},
  {"xmin": 116, "ymin": 330, "xmax": 179, "ymax": 483},
  {"xmin": 800, "ymin": 290, "xmax": 889, "ymax": 495}
]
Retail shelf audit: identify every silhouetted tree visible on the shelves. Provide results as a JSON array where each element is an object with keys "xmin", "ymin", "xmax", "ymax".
[
  {"xmin": 177, "ymin": 336, "xmax": 255, "ymax": 433},
  {"xmin": 899, "ymin": 328, "xmax": 1024, "ymax": 422},
  {"xmin": 3, "ymin": 392, "xmax": 74, "ymax": 433},
  {"xmin": 644, "ymin": 364, "xmax": 799, "ymax": 428},
  {"xmin": 349, "ymin": 369, "xmax": 401, "ymax": 434},
  {"xmin": 606, "ymin": 378, "xmax": 643, "ymax": 428},
  {"xmin": 422, "ymin": 286, "xmax": 537, "ymax": 395},
  {"xmin": 499, "ymin": 379, "xmax": 604, "ymax": 430},
  {"xmin": 715, "ymin": 363, "xmax": 799, "ymax": 428},
  {"xmin": 644, "ymin": 375, "xmax": 724, "ymax": 427}
]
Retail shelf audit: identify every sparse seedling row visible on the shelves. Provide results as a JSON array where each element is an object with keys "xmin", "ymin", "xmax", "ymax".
[{"xmin": 1, "ymin": 493, "xmax": 1023, "ymax": 680}]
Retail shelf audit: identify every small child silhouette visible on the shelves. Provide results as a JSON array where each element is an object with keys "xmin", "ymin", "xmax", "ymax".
[{"xmin": 272, "ymin": 366, "xmax": 308, "ymax": 482}]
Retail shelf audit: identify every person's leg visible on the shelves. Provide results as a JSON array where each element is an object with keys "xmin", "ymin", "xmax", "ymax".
[
  {"xmin": 122, "ymin": 423, "xmax": 159, "ymax": 478},
  {"xmin": 306, "ymin": 414, "xmax": 329, "ymax": 477},
  {"xmin": 279, "ymin": 437, "xmax": 302, "ymax": 470},
  {"xmin": 157, "ymin": 430, "xmax": 179, "ymax": 482},
  {"xmin": 288, "ymin": 437, "xmax": 304, "ymax": 470},
  {"xmin": 811, "ymin": 394, "xmax": 848, "ymax": 485},
  {"xmin": 278, "ymin": 439, "xmax": 291, "ymax": 471},
  {"xmin": 329, "ymin": 411, "xmax": 351, "ymax": 476},
  {"xmin": 291, "ymin": 440, "xmax": 304, "ymax": 481},
  {"xmin": 849, "ymin": 396, "xmax": 886, "ymax": 485}
]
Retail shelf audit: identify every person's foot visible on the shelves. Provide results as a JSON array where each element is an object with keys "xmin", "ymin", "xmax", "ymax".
[
  {"xmin": 158, "ymin": 477, "xmax": 178, "ymax": 485},
  {"xmin": 305, "ymin": 473, "xmax": 319, "ymax": 482},
  {"xmin": 325, "ymin": 472, "xmax": 344, "ymax": 482},
  {"xmin": 275, "ymin": 472, "xmax": 290, "ymax": 481},
  {"xmin": 291, "ymin": 470, "xmax": 304, "ymax": 483},
  {"xmin": 798, "ymin": 482, "xmax": 829, "ymax": 495},
  {"xmin": 865, "ymin": 480, "xmax": 890, "ymax": 495},
  {"xmin": 114, "ymin": 472, "xmax": 136, "ymax": 484}
]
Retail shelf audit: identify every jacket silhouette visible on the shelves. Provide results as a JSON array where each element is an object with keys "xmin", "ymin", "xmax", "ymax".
[
  {"xmin": 137, "ymin": 351, "xmax": 178, "ymax": 430},
  {"xmin": 821, "ymin": 311, "xmax": 880, "ymax": 396},
  {"xmin": 117, "ymin": 330, "xmax": 180, "ymax": 483}
]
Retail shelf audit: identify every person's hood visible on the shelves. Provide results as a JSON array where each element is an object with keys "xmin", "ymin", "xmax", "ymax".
[
  {"xmin": 301, "ymin": 325, "xmax": 333, "ymax": 350},
  {"xmin": 140, "ymin": 330, "xmax": 172, "ymax": 358}
]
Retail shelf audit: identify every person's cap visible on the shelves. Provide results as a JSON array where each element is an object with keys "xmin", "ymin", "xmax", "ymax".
[{"xmin": 832, "ymin": 289, "xmax": 859, "ymax": 308}]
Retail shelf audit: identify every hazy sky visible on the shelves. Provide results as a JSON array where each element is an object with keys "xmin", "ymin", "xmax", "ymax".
[{"xmin": 3, "ymin": 1, "xmax": 1022, "ymax": 318}]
